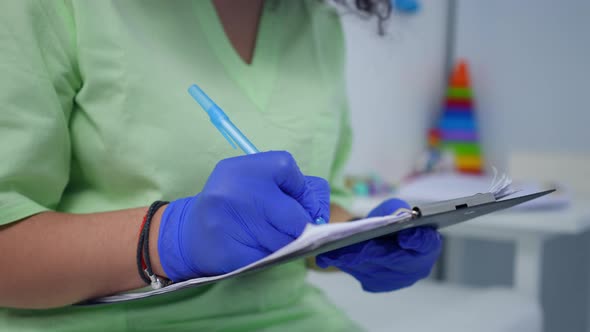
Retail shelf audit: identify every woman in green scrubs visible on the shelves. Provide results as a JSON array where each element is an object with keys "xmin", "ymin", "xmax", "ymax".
[{"xmin": 0, "ymin": 1, "xmax": 439, "ymax": 330}]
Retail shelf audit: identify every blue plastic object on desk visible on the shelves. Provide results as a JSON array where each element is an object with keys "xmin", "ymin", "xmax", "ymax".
[
  {"xmin": 188, "ymin": 84, "xmax": 326, "ymax": 225},
  {"xmin": 392, "ymin": 0, "xmax": 420, "ymax": 14}
]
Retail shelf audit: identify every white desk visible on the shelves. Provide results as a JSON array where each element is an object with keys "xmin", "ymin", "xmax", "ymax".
[
  {"xmin": 307, "ymin": 271, "xmax": 542, "ymax": 332},
  {"xmin": 444, "ymin": 200, "xmax": 590, "ymax": 237},
  {"xmin": 441, "ymin": 199, "xmax": 590, "ymax": 302},
  {"xmin": 350, "ymin": 197, "xmax": 590, "ymax": 302}
]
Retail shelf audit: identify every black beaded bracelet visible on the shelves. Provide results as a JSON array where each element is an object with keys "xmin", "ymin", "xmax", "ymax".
[{"xmin": 136, "ymin": 200, "xmax": 170, "ymax": 289}]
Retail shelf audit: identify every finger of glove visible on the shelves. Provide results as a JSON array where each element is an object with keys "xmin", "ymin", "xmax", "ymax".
[
  {"xmin": 299, "ymin": 176, "xmax": 331, "ymax": 222},
  {"xmin": 352, "ymin": 247, "xmax": 430, "ymax": 273},
  {"xmin": 318, "ymin": 235, "xmax": 427, "ymax": 269},
  {"xmin": 315, "ymin": 237, "xmax": 371, "ymax": 268},
  {"xmin": 263, "ymin": 151, "xmax": 308, "ymax": 200},
  {"xmin": 315, "ymin": 254, "xmax": 336, "ymax": 269},
  {"xmin": 213, "ymin": 151, "xmax": 306, "ymax": 198},
  {"xmin": 345, "ymin": 267, "xmax": 419, "ymax": 293},
  {"xmin": 356, "ymin": 251, "xmax": 438, "ymax": 283},
  {"xmin": 339, "ymin": 241, "xmax": 438, "ymax": 281},
  {"xmin": 260, "ymin": 193, "xmax": 311, "ymax": 250},
  {"xmin": 316, "ymin": 251, "xmax": 353, "ymax": 269},
  {"xmin": 367, "ymin": 198, "xmax": 411, "ymax": 218},
  {"xmin": 267, "ymin": 154, "xmax": 330, "ymax": 222},
  {"xmin": 337, "ymin": 238, "xmax": 406, "ymax": 268},
  {"xmin": 341, "ymin": 263, "xmax": 420, "ymax": 283},
  {"xmin": 217, "ymin": 151, "xmax": 326, "ymax": 224},
  {"xmin": 397, "ymin": 227, "xmax": 442, "ymax": 254},
  {"xmin": 315, "ymin": 237, "xmax": 393, "ymax": 269}
]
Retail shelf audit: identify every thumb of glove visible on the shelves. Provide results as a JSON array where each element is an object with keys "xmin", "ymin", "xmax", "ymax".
[
  {"xmin": 367, "ymin": 198, "xmax": 411, "ymax": 218},
  {"xmin": 397, "ymin": 227, "xmax": 442, "ymax": 254}
]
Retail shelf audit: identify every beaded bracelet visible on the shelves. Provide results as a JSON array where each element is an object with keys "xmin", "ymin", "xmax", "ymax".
[{"xmin": 136, "ymin": 200, "xmax": 171, "ymax": 289}]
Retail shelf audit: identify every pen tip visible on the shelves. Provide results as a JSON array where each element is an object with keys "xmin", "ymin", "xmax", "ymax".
[{"xmin": 315, "ymin": 217, "xmax": 327, "ymax": 225}]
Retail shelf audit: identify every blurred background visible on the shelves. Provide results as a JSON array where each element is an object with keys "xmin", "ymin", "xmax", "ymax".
[{"xmin": 307, "ymin": 0, "xmax": 590, "ymax": 331}]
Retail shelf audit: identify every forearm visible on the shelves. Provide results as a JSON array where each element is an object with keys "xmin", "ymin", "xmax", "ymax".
[
  {"xmin": 0, "ymin": 201, "xmax": 348, "ymax": 306},
  {"xmin": 0, "ymin": 206, "xmax": 167, "ymax": 309}
]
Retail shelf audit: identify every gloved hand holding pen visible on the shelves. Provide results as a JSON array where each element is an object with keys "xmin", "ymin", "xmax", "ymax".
[
  {"xmin": 316, "ymin": 199, "xmax": 442, "ymax": 292},
  {"xmin": 157, "ymin": 84, "xmax": 439, "ymax": 290},
  {"xmin": 157, "ymin": 151, "xmax": 330, "ymax": 282}
]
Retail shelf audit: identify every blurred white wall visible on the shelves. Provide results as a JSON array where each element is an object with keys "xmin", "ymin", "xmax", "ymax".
[
  {"xmin": 453, "ymin": 0, "xmax": 590, "ymax": 170},
  {"xmin": 342, "ymin": 0, "xmax": 450, "ymax": 182},
  {"xmin": 451, "ymin": 1, "xmax": 590, "ymax": 332},
  {"xmin": 342, "ymin": 1, "xmax": 590, "ymax": 331}
]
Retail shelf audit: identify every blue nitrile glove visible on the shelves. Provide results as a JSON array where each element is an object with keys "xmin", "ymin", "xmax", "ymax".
[
  {"xmin": 158, "ymin": 151, "xmax": 330, "ymax": 282},
  {"xmin": 316, "ymin": 198, "xmax": 442, "ymax": 292}
]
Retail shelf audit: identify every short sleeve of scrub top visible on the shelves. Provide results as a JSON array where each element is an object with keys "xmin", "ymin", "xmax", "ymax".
[{"xmin": 0, "ymin": 1, "xmax": 360, "ymax": 331}]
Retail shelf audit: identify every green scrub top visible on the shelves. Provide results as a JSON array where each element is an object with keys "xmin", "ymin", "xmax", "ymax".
[{"xmin": 0, "ymin": 0, "xmax": 359, "ymax": 331}]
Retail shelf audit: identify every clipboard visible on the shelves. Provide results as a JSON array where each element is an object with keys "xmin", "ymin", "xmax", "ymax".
[
  {"xmin": 81, "ymin": 189, "xmax": 554, "ymax": 305},
  {"xmin": 244, "ymin": 189, "xmax": 554, "ymax": 271}
]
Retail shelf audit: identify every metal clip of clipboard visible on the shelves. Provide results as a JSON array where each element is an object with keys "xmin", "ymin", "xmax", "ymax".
[
  {"xmin": 411, "ymin": 192, "xmax": 497, "ymax": 218},
  {"xmin": 403, "ymin": 189, "xmax": 555, "ymax": 231}
]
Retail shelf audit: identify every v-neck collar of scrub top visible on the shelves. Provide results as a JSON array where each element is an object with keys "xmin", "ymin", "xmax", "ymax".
[{"xmin": 194, "ymin": 0, "xmax": 287, "ymax": 112}]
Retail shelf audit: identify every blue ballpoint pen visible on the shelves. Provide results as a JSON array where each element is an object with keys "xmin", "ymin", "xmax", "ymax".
[{"xmin": 188, "ymin": 84, "xmax": 326, "ymax": 225}]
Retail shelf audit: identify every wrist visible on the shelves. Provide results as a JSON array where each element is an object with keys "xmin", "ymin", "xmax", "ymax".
[
  {"xmin": 149, "ymin": 204, "xmax": 168, "ymax": 278},
  {"xmin": 135, "ymin": 201, "xmax": 170, "ymax": 289}
]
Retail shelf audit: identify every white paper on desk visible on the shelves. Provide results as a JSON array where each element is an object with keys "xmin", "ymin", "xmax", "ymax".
[
  {"xmin": 398, "ymin": 171, "xmax": 564, "ymax": 210},
  {"xmin": 92, "ymin": 209, "xmax": 413, "ymax": 304},
  {"xmin": 398, "ymin": 170, "xmax": 515, "ymax": 204}
]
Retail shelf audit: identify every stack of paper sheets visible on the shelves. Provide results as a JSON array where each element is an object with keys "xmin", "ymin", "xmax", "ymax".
[{"xmin": 398, "ymin": 169, "xmax": 515, "ymax": 203}]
